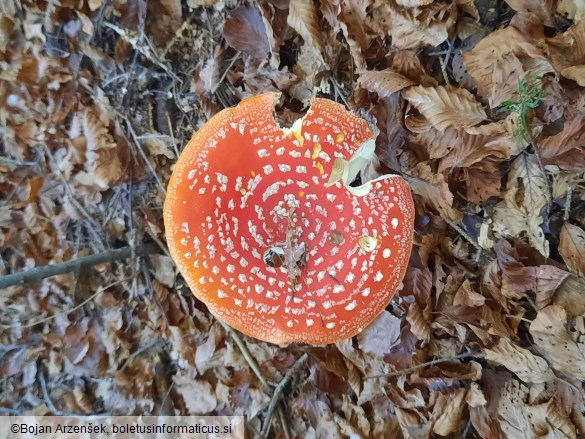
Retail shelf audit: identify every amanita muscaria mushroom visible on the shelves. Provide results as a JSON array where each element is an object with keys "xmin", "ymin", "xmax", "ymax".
[{"xmin": 164, "ymin": 93, "xmax": 414, "ymax": 345}]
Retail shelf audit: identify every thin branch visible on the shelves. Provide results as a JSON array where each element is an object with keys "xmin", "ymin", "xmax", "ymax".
[
  {"xmin": 218, "ymin": 320, "xmax": 269, "ymax": 388},
  {"xmin": 260, "ymin": 353, "xmax": 308, "ymax": 439},
  {"xmin": 444, "ymin": 216, "xmax": 483, "ymax": 252},
  {"xmin": 365, "ymin": 351, "xmax": 484, "ymax": 380},
  {"xmin": 0, "ymin": 243, "xmax": 157, "ymax": 289},
  {"xmin": 218, "ymin": 320, "xmax": 292, "ymax": 437}
]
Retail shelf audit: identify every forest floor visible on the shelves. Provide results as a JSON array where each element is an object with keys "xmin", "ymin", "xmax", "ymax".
[{"xmin": 1, "ymin": 0, "xmax": 585, "ymax": 437}]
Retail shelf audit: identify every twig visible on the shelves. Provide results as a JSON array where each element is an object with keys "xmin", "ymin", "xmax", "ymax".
[
  {"xmin": 0, "ymin": 243, "xmax": 157, "ymax": 290},
  {"xmin": 564, "ymin": 185, "xmax": 572, "ymax": 221},
  {"xmin": 102, "ymin": 22, "xmax": 180, "ymax": 82},
  {"xmin": 443, "ymin": 217, "xmax": 483, "ymax": 252},
  {"xmin": 530, "ymin": 140, "xmax": 553, "ymax": 220},
  {"xmin": 218, "ymin": 320, "xmax": 269, "ymax": 388},
  {"xmin": 119, "ymin": 114, "xmax": 168, "ymax": 195},
  {"xmin": 0, "ymin": 277, "xmax": 134, "ymax": 330},
  {"xmin": 260, "ymin": 353, "xmax": 308, "ymax": 439},
  {"xmin": 0, "ymin": 157, "xmax": 37, "ymax": 167},
  {"xmin": 365, "ymin": 351, "xmax": 484, "ymax": 380},
  {"xmin": 218, "ymin": 321, "xmax": 292, "ymax": 437}
]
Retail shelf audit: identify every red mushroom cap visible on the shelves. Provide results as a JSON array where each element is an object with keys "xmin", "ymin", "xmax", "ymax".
[{"xmin": 164, "ymin": 93, "xmax": 414, "ymax": 345}]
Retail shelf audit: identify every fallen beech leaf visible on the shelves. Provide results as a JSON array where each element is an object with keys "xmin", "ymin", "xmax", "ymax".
[
  {"xmin": 491, "ymin": 187, "xmax": 549, "ymax": 257},
  {"xmin": 538, "ymin": 117, "xmax": 585, "ymax": 171},
  {"xmin": 357, "ymin": 311, "xmax": 401, "ymax": 357},
  {"xmin": 561, "ymin": 65, "xmax": 585, "ymax": 86},
  {"xmin": 504, "ymin": 0, "xmax": 555, "ymax": 25},
  {"xmin": 559, "ymin": 223, "xmax": 585, "ymax": 277},
  {"xmin": 403, "ymin": 85, "xmax": 486, "ymax": 132},
  {"xmin": 552, "ymin": 276, "xmax": 585, "ymax": 318},
  {"xmin": 433, "ymin": 389, "xmax": 467, "ymax": 436},
  {"xmin": 407, "ymin": 162, "xmax": 464, "ymax": 222},
  {"xmin": 509, "ymin": 153, "xmax": 549, "ymax": 215},
  {"xmin": 462, "ymin": 26, "xmax": 553, "ymax": 107},
  {"xmin": 174, "ymin": 372, "xmax": 217, "ymax": 414},
  {"xmin": 223, "ymin": 7, "xmax": 270, "ymax": 59},
  {"xmin": 373, "ymin": 2, "xmax": 457, "ymax": 50},
  {"xmin": 557, "ymin": 0, "xmax": 585, "ymax": 19},
  {"xmin": 497, "ymin": 380, "xmax": 531, "ymax": 439},
  {"xmin": 485, "ymin": 338, "xmax": 554, "ymax": 383},
  {"xmin": 466, "ymin": 383, "xmax": 487, "ymax": 408},
  {"xmin": 357, "ymin": 70, "xmax": 414, "ymax": 97},
  {"xmin": 525, "ymin": 400, "xmax": 577, "ymax": 439},
  {"xmin": 338, "ymin": 0, "xmax": 373, "ymax": 69},
  {"xmin": 288, "ymin": 0, "xmax": 325, "ymax": 59},
  {"xmin": 150, "ymin": 254, "xmax": 177, "ymax": 288},
  {"xmin": 530, "ymin": 305, "xmax": 585, "ymax": 381}
]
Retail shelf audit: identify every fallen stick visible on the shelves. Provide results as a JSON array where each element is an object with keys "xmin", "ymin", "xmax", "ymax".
[{"xmin": 0, "ymin": 243, "xmax": 159, "ymax": 289}]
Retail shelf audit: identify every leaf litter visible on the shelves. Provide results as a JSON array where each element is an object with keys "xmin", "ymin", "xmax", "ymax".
[{"xmin": 1, "ymin": 0, "xmax": 585, "ymax": 437}]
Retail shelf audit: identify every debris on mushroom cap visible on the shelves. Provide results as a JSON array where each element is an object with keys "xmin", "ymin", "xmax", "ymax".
[{"xmin": 164, "ymin": 93, "xmax": 415, "ymax": 345}]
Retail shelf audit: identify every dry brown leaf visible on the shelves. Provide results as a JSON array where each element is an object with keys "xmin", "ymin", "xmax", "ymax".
[
  {"xmin": 357, "ymin": 70, "xmax": 414, "ymax": 97},
  {"xmin": 407, "ymin": 162, "xmax": 464, "ymax": 222},
  {"xmin": 485, "ymin": 338, "xmax": 554, "ymax": 383},
  {"xmin": 530, "ymin": 306, "xmax": 585, "ymax": 381},
  {"xmin": 288, "ymin": 0, "xmax": 325, "ymax": 60},
  {"xmin": 223, "ymin": 7, "xmax": 270, "ymax": 60},
  {"xmin": 150, "ymin": 254, "xmax": 177, "ymax": 288},
  {"xmin": 466, "ymin": 382, "xmax": 487, "ymax": 408},
  {"xmin": 405, "ymin": 301, "xmax": 431, "ymax": 341},
  {"xmin": 337, "ymin": 0, "xmax": 372, "ymax": 69},
  {"xmin": 509, "ymin": 153, "xmax": 549, "ymax": 216},
  {"xmin": 491, "ymin": 187, "xmax": 549, "ymax": 257},
  {"xmin": 561, "ymin": 65, "xmax": 585, "ymax": 85},
  {"xmin": 497, "ymin": 380, "xmax": 532, "ymax": 439},
  {"xmin": 373, "ymin": 2, "xmax": 457, "ymax": 50},
  {"xmin": 559, "ymin": 223, "xmax": 585, "ymax": 277},
  {"xmin": 463, "ymin": 26, "xmax": 554, "ymax": 107},
  {"xmin": 432, "ymin": 389, "xmax": 467, "ymax": 436},
  {"xmin": 557, "ymin": 0, "xmax": 585, "ymax": 19},
  {"xmin": 403, "ymin": 85, "xmax": 486, "ymax": 132},
  {"xmin": 357, "ymin": 311, "xmax": 401, "ymax": 357},
  {"xmin": 525, "ymin": 400, "xmax": 577, "ymax": 439},
  {"xmin": 504, "ymin": 0, "xmax": 555, "ymax": 25},
  {"xmin": 553, "ymin": 276, "xmax": 585, "ymax": 318},
  {"xmin": 174, "ymin": 372, "xmax": 218, "ymax": 414},
  {"xmin": 413, "ymin": 126, "xmax": 521, "ymax": 173},
  {"xmin": 538, "ymin": 117, "xmax": 585, "ymax": 171},
  {"xmin": 453, "ymin": 280, "xmax": 486, "ymax": 307}
]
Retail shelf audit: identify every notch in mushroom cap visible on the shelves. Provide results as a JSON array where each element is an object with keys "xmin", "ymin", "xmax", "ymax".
[{"xmin": 164, "ymin": 93, "xmax": 414, "ymax": 345}]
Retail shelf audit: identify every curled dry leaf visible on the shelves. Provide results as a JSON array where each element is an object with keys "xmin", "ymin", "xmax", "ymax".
[
  {"xmin": 557, "ymin": 0, "xmax": 585, "ymax": 20},
  {"xmin": 357, "ymin": 69, "xmax": 414, "ymax": 97},
  {"xmin": 432, "ymin": 388, "xmax": 467, "ymax": 436},
  {"xmin": 509, "ymin": 153, "xmax": 549, "ymax": 215},
  {"xmin": 497, "ymin": 380, "xmax": 531, "ymax": 439},
  {"xmin": 491, "ymin": 187, "xmax": 550, "ymax": 257},
  {"xmin": 356, "ymin": 311, "xmax": 401, "ymax": 357},
  {"xmin": 485, "ymin": 338, "xmax": 554, "ymax": 383},
  {"xmin": 538, "ymin": 117, "xmax": 585, "ymax": 171},
  {"xmin": 407, "ymin": 162, "xmax": 464, "ymax": 222},
  {"xmin": 403, "ymin": 85, "xmax": 486, "ymax": 132},
  {"xmin": 287, "ymin": 0, "xmax": 325, "ymax": 60},
  {"xmin": 559, "ymin": 223, "xmax": 585, "ymax": 277},
  {"xmin": 530, "ymin": 305, "xmax": 585, "ymax": 381},
  {"xmin": 525, "ymin": 400, "xmax": 577, "ymax": 439},
  {"xmin": 462, "ymin": 26, "xmax": 553, "ymax": 107},
  {"xmin": 223, "ymin": 7, "xmax": 270, "ymax": 60}
]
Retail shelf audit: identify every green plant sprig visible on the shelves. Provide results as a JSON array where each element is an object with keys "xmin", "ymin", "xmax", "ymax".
[{"xmin": 501, "ymin": 76, "xmax": 546, "ymax": 144}]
